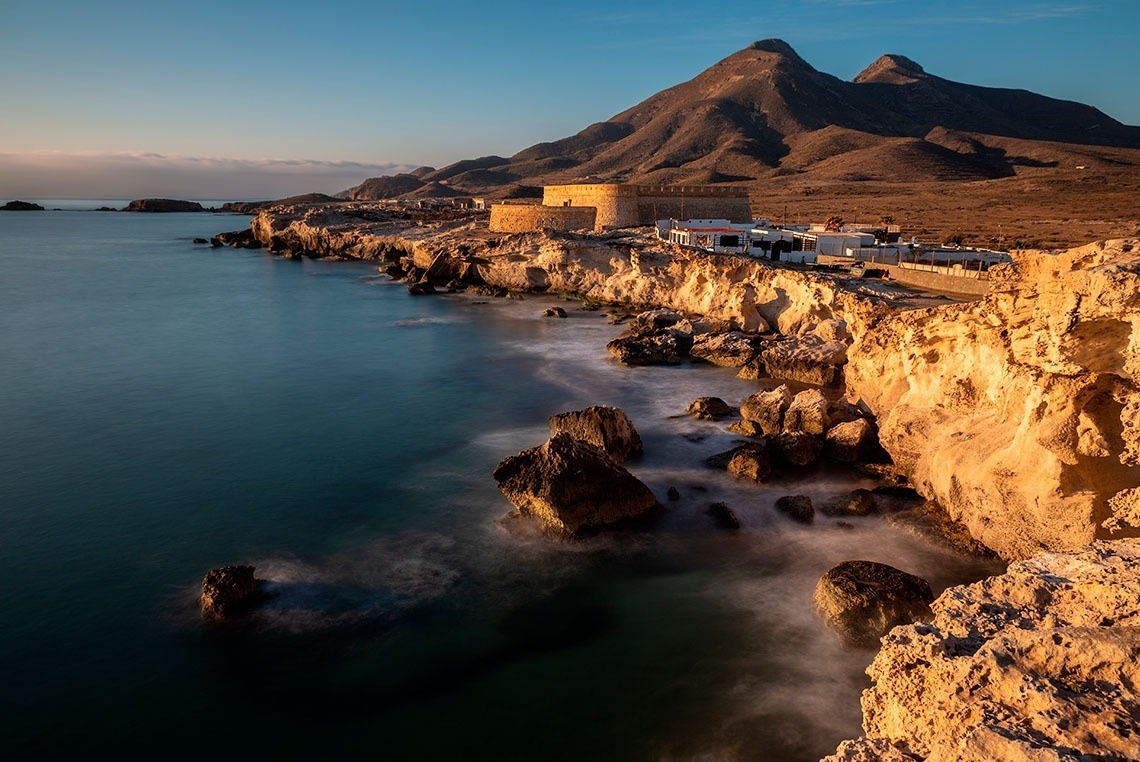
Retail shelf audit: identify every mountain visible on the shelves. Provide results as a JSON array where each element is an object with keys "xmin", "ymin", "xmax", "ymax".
[{"xmin": 345, "ymin": 40, "xmax": 1140, "ymax": 197}]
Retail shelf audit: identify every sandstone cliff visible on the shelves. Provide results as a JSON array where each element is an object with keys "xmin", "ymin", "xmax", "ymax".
[
  {"xmin": 824, "ymin": 539, "xmax": 1140, "ymax": 761},
  {"xmin": 845, "ymin": 240, "xmax": 1140, "ymax": 559}
]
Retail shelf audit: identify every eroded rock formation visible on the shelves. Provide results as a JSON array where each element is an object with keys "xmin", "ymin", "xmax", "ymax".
[
  {"xmin": 548, "ymin": 405, "xmax": 643, "ymax": 462},
  {"xmin": 812, "ymin": 560, "xmax": 934, "ymax": 649},
  {"xmin": 824, "ymin": 540, "xmax": 1140, "ymax": 761},
  {"xmin": 199, "ymin": 565, "xmax": 257, "ymax": 620},
  {"xmin": 845, "ymin": 239, "xmax": 1140, "ymax": 559}
]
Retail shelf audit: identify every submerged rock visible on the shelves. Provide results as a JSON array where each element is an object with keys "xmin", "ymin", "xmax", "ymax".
[
  {"xmin": 199, "ymin": 565, "xmax": 258, "ymax": 621},
  {"xmin": 823, "ymin": 489, "xmax": 877, "ymax": 517},
  {"xmin": 812, "ymin": 560, "xmax": 933, "ymax": 648},
  {"xmin": 543, "ymin": 306, "xmax": 567, "ymax": 318},
  {"xmin": 825, "ymin": 540, "xmax": 1140, "ymax": 760},
  {"xmin": 492, "ymin": 433, "xmax": 657, "ymax": 534},
  {"xmin": 548, "ymin": 405, "xmax": 643, "ymax": 462},
  {"xmin": 775, "ymin": 494, "xmax": 815, "ymax": 524},
  {"xmin": 707, "ymin": 501, "xmax": 742, "ymax": 530},
  {"xmin": 685, "ymin": 396, "xmax": 733, "ymax": 420}
]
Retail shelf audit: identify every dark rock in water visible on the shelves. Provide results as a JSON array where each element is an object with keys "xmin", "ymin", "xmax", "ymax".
[
  {"xmin": 686, "ymin": 396, "xmax": 733, "ymax": 420},
  {"xmin": 492, "ymin": 432, "xmax": 658, "ymax": 534},
  {"xmin": 772, "ymin": 430, "xmax": 822, "ymax": 467},
  {"xmin": 211, "ymin": 229, "xmax": 262, "ymax": 248},
  {"xmin": 123, "ymin": 198, "xmax": 206, "ymax": 213},
  {"xmin": 628, "ymin": 308, "xmax": 684, "ymax": 333},
  {"xmin": 823, "ymin": 488, "xmax": 877, "ymax": 517},
  {"xmin": 726, "ymin": 443, "xmax": 772, "ymax": 482},
  {"xmin": 192, "ymin": 237, "xmax": 209, "ymax": 244},
  {"xmin": 408, "ymin": 280, "xmax": 437, "ymax": 295},
  {"xmin": 469, "ymin": 284, "xmax": 508, "ymax": 297},
  {"xmin": 707, "ymin": 501, "xmax": 742, "ymax": 530},
  {"xmin": 606, "ymin": 331, "xmax": 683, "ymax": 366},
  {"xmin": 200, "ymin": 565, "xmax": 258, "ymax": 621},
  {"xmin": 774, "ymin": 494, "xmax": 815, "ymax": 524},
  {"xmin": 95, "ymin": 206, "xmax": 117, "ymax": 212},
  {"xmin": 543, "ymin": 306, "xmax": 567, "ymax": 318},
  {"xmin": 2, "ymin": 200, "xmax": 45, "ymax": 211},
  {"xmin": 812, "ymin": 560, "xmax": 934, "ymax": 648},
  {"xmin": 548, "ymin": 405, "xmax": 643, "ymax": 462},
  {"xmin": 666, "ymin": 486, "xmax": 680, "ymax": 501}
]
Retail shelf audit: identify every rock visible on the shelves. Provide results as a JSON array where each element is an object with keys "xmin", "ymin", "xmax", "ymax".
[
  {"xmin": 726, "ymin": 443, "xmax": 772, "ymax": 482},
  {"xmin": 666, "ymin": 486, "xmax": 680, "ymax": 501},
  {"xmin": 754, "ymin": 334, "xmax": 847, "ymax": 386},
  {"xmin": 628, "ymin": 308, "xmax": 684, "ymax": 333},
  {"xmin": 827, "ymin": 397, "xmax": 869, "ymax": 426},
  {"xmin": 548, "ymin": 405, "xmax": 643, "ymax": 462},
  {"xmin": 689, "ymin": 331, "xmax": 758, "ymax": 367},
  {"xmin": 123, "ymin": 198, "xmax": 206, "ymax": 213},
  {"xmin": 823, "ymin": 488, "xmax": 877, "ymax": 517},
  {"xmin": 211, "ymin": 229, "xmax": 262, "ymax": 248},
  {"xmin": 199, "ymin": 565, "xmax": 258, "ymax": 620},
  {"xmin": 407, "ymin": 280, "xmax": 437, "ymax": 295},
  {"xmin": 844, "ymin": 240, "xmax": 1140, "ymax": 560},
  {"xmin": 812, "ymin": 560, "xmax": 933, "ymax": 648},
  {"xmin": 821, "ymin": 738, "xmax": 921, "ymax": 762},
  {"xmin": 824, "ymin": 418, "xmax": 873, "ymax": 462},
  {"xmin": 885, "ymin": 502, "xmax": 997, "ymax": 557},
  {"xmin": 192, "ymin": 237, "xmax": 209, "ymax": 244},
  {"xmin": 812, "ymin": 319, "xmax": 849, "ymax": 343},
  {"xmin": 492, "ymin": 433, "xmax": 657, "ymax": 534},
  {"xmin": 829, "ymin": 541, "xmax": 1140, "ymax": 760},
  {"xmin": 606, "ymin": 331, "xmax": 683, "ymax": 365},
  {"xmin": 783, "ymin": 388, "xmax": 830, "ymax": 435},
  {"xmin": 726, "ymin": 418, "xmax": 764, "ymax": 436},
  {"xmin": 685, "ymin": 396, "xmax": 733, "ymax": 420},
  {"xmin": 772, "ymin": 431, "xmax": 821, "ymax": 467},
  {"xmin": 1, "ymin": 200, "xmax": 45, "ymax": 211},
  {"xmin": 774, "ymin": 494, "xmax": 815, "ymax": 524},
  {"xmin": 707, "ymin": 502, "xmax": 742, "ymax": 530},
  {"xmin": 739, "ymin": 384, "xmax": 792, "ymax": 436},
  {"xmin": 543, "ymin": 306, "xmax": 567, "ymax": 318}
]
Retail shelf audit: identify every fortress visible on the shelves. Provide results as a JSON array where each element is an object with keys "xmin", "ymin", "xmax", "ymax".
[{"xmin": 489, "ymin": 184, "xmax": 753, "ymax": 233}]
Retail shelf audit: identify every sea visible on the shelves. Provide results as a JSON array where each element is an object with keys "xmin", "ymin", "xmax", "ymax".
[{"xmin": 0, "ymin": 201, "xmax": 1003, "ymax": 761}]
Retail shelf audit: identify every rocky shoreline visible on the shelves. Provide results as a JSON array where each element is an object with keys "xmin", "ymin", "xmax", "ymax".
[{"xmin": 210, "ymin": 201, "xmax": 1140, "ymax": 761}]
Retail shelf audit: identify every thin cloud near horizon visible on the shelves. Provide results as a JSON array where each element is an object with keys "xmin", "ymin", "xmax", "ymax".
[{"xmin": 0, "ymin": 152, "xmax": 420, "ymax": 200}]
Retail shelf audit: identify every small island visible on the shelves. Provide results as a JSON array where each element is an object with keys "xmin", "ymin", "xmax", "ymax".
[
  {"xmin": 122, "ymin": 198, "xmax": 207, "ymax": 213},
  {"xmin": 2, "ymin": 200, "xmax": 46, "ymax": 211}
]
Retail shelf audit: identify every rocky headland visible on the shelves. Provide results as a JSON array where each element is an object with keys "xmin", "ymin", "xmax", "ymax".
[{"xmin": 218, "ymin": 201, "xmax": 1140, "ymax": 760}]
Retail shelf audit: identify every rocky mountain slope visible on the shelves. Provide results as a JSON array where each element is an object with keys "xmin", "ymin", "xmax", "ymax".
[{"xmin": 344, "ymin": 39, "xmax": 1140, "ymax": 197}]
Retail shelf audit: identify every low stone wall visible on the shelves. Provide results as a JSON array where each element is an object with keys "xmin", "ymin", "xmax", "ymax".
[
  {"xmin": 884, "ymin": 264, "xmax": 990, "ymax": 296},
  {"xmin": 489, "ymin": 204, "xmax": 597, "ymax": 233}
]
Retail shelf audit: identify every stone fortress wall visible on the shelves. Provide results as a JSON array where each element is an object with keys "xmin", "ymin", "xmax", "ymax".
[
  {"xmin": 543, "ymin": 184, "xmax": 753, "ymax": 229},
  {"xmin": 489, "ymin": 202, "xmax": 597, "ymax": 233}
]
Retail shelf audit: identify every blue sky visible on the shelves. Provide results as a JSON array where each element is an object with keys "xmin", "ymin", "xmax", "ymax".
[{"xmin": 2, "ymin": 0, "xmax": 1137, "ymax": 198}]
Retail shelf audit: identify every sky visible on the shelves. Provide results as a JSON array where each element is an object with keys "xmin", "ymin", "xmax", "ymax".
[{"xmin": 2, "ymin": 0, "xmax": 1137, "ymax": 199}]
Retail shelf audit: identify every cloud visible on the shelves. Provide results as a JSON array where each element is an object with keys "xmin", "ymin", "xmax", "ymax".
[{"xmin": 0, "ymin": 152, "xmax": 419, "ymax": 200}]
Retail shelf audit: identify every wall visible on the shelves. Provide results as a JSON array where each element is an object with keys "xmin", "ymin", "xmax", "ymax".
[
  {"xmin": 489, "ymin": 203, "xmax": 597, "ymax": 233},
  {"xmin": 543, "ymin": 184, "xmax": 752, "ymax": 229}
]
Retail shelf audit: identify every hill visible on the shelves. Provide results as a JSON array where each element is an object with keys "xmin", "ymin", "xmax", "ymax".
[{"xmin": 344, "ymin": 39, "xmax": 1140, "ymax": 198}]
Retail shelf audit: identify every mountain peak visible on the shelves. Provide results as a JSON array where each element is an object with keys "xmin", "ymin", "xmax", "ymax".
[{"xmin": 854, "ymin": 54, "xmax": 927, "ymax": 84}]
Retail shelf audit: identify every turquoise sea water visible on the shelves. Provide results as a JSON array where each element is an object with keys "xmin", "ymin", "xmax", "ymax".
[{"xmin": 0, "ymin": 208, "xmax": 1001, "ymax": 761}]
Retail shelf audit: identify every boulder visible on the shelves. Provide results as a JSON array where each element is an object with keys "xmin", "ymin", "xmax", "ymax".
[
  {"xmin": 548, "ymin": 405, "xmax": 643, "ymax": 462},
  {"xmin": 827, "ymin": 397, "xmax": 869, "ymax": 426},
  {"xmin": 738, "ymin": 384, "xmax": 792, "ymax": 436},
  {"xmin": 823, "ymin": 488, "xmax": 877, "ymax": 517},
  {"xmin": 606, "ymin": 331, "xmax": 683, "ymax": 365},
  {"xmin": 726, "ymin": 443, "xmax": 772, "ymax": 482},
  {"xmin": 543, "ymin": 306, "xmax": 567, "ymax": 318},
  {"xmin": 686, "ymin": 396, "xmax": 733, "ymax": 420},
  {"xmin": 707, "ymin": 502, "xmax": 742, "ymax": 530},
  {"xmin": 407, "ymin": 280, "xmax": 437, "ymax": 295},
  {"xmin": 492, "ymin": 432, "xmax": 658, "ymax": 534},
  {"xmin": 772, "ymin": 431, "xmax": 821, "ymax": 467},
  {"xmin": 753, "ymin": 335, "xmax": 847, "ymax": 386},
  {"xmin": 628, "ymin": 308, "xmax": 684, "ymax": 333},
  {"xmin": 199, "ymin": 565, "xmax": 258, "ymax": 621},
  {"xmin": 811, "ymin": 560, "xmax": 933, "ymax": 648},
  {"xmin": 775, "ymin": 494, "xmax": 815, "ymax": 523},
  {"xmin": 726, "ymin": 418, "xmax": 764, "ymax": 437},
  {"xmin": 826, "ymin": 541, "xmax": 1140, "ymax": 760},
  {"xmin": 689, "ymin": 331, "xmax": 758, "ymax": 367},
  {"xmin": 783, "ymin": 388, "xmax": 830, "ymax": 435},
  {"xmin": 824, "ymin": 419, "xmax": 873, "ymax": 462}
]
